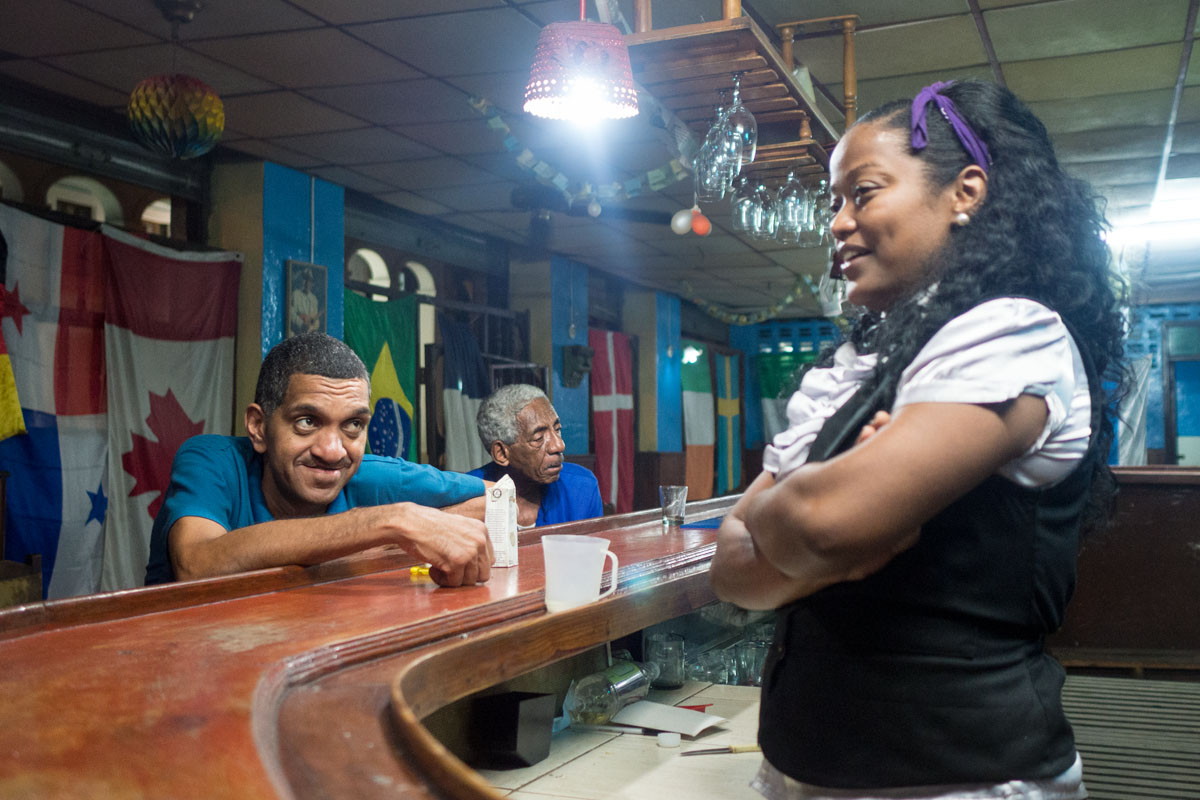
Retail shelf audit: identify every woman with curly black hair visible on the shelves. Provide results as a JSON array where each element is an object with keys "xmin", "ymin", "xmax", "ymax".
[{"xmin": 711, "ymin": 80, "xmax": 1126, "ymax": 799}]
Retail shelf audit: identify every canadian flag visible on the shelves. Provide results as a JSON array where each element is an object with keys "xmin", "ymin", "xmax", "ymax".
[{"xmin": 100, "ymin": 226, "xmax": 240, "ymax": 591}]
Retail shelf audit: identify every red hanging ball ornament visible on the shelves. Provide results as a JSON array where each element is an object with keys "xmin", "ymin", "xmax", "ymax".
[{"xmin": 691, "ymin": 207, "xmax": 712, "ymax": 236}]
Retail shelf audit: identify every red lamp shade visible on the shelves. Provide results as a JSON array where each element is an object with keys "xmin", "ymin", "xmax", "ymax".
[
  {"xmin": 127, "ymin": 74, "xmax": 224, "ymax": 160},
  {"xmin": 524, "ymin": 21, "xmax": 638, "ymax": 121}
]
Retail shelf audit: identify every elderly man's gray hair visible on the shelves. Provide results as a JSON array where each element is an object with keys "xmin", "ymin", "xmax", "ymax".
[{"xmin": 477, "ymin": 384, "xmax": 551, "ymax": 450}]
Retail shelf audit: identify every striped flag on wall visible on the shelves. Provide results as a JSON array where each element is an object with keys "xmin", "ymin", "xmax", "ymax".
[
  {"xmin": 714, "ymin": 351, "xmax": 742, "ymax": 495},
  {"xmin": 589, "ymin": 328, "xmax": 633, "ymax": 513},
  {"xmin": 439, "ymin": 313, "xmax": 489, "ymax": 473},
  {"xmin": 681, "ymin": 339, "xmax": 714, "ymax": 501}
]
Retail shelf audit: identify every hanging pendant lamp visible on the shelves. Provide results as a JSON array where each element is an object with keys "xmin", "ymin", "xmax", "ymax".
[
  {"xmin": 523, "ymin": 0, "xmax": 638, "ymax": 122},
  {"xmin": 127, "ymin": 0, "xmax": 224, "ymax": 160}
]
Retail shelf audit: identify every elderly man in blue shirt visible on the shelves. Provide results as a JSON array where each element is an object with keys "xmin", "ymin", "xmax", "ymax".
[
  {"xmin": 469, "ymin": 384, "xmax": 602, "ymax": 528},
  {"xmin": 145, "ymin": 332, "xmax": 492, "ymax": 588}
]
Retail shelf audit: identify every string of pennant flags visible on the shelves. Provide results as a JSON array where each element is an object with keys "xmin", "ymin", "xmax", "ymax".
[{"xmin": 468, "ymin": 95, "xmax": 689, "ymax": 210}]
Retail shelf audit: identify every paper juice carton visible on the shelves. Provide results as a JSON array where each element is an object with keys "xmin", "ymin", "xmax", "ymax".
[{"xmin": 485, "ymin": 474, "xmax": 519, "ymax": 567}]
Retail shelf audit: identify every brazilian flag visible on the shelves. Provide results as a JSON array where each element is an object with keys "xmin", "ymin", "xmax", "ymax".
[{"xmin": 343, "ymin": 289, "xmax": 418, "ymax": 462}]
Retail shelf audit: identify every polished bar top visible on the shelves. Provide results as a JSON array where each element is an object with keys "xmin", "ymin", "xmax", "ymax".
[{"xmin": 0, "ymin": 497, "xmax": 734, "ymax": 800}]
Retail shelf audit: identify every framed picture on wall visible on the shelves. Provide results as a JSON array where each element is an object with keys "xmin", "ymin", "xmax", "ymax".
[{"xmin": 286, "ymin": 260, "xmax": 327, "ymax": 337}]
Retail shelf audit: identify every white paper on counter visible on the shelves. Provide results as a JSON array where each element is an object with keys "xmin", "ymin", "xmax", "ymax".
[{"xmin": 610, "ymin": 701, "xmax": 726, "ymax": 736}]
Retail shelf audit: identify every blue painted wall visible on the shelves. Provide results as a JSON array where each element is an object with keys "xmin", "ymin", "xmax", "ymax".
[
  {"xmin": 550, "ymin": 255, "xmax": 590, "ymax": 455},
  {"xmin": 261, "ymin": 162, "xmax": 345, "ymax": 358},
  {"xmin": 656, "ymin": 292, "xmax": 682, "ymax": 452}
]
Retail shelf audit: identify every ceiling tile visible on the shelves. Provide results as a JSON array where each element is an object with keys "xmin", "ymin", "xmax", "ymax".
[
  {"xmin": 1067, "ymin": 157, "xmax": 1160, "ymax": 187},
  {"xmin": 1166, "ymin": 152, "xmax": 1200, "ymax": 180},
  {"xmin": 189, "ymin": 29, "xmax": 418, "ymax": 88},
  {"xmin": 751, "ymin": 0, "xmax": 966, "ymax": 27},
  {"xmin": 46, "ymin": 45, "xmax": 275, "ymax": 96},
  {"xmin": 1053, "ymin": 125, "xmax": 1175, "ymax": 163},
  {"xmin": 220, "ymin": 139, "xmax": 323, "ymax": 169},
  {"xmin": 0, "ymin": 61, "xmax": 130, "ymax": 108},
  {"xmin": 270, "ymin": 127, "xmax": 438, "ymax": 164},
  {"xmin": 464, "ymin": 152, "xmax": 534, "ymax": 182},
  {"xmin": 438, "ymin": 213, "xmax": 515, "ymax": 238},
  {"xmin": 476, "ymin": 210, "xmax": 542, "ymax": 232},
  {"xmin": 0, "ymin": 0, "xmax": 154, "ymax": 57},
  {"xmin": 362, "ymin": 157, "xmax": 498, "ymax": 190},
  {"xmin": 376, "ymin": 191, "xmax": 453, "ymax": 216},
  {"xmin": 423, "ymin": 181, "xmax": 519, "ymax": 212},
  {"xmin": 1006, "ymin": 44, "xmax": 1183, "ymax": 102},
  {"xmin": 303, "ymin": 79, "xmax": 476, "ymax": 126},
  {"xmin": 1026, "ymin": 89, "xmax": 1176, "ymax": 135},
  {"xmin": 444, "ymin": 71, "xmax": 530, "ymax": 117},
  {"xmin": 350, "ymin": 9, "xmax": 541, "ymax": 78},
  {"xmin": 986, "ymin": 0, "xmax": 1190, "ymax": 61},
  {"xmin": 827, "ymin": 65, "xmax": 994, "ymax": 118},
  {"xmin": 220, "ymin": 92, "xmax": 363, "ymax": 137},
  {"xmin": 797, "ymin": 15, "xmax": 986, "ymax": 82},
  {"xmin": 68, "ymin": 0, "xmax": 323, "ymax": 39},
  {"xmin": 306, "ymin": 165, "xmax": 396, "ymax": 194},
  {"xmin": 290, "ymin": 0, "xmax": 502, "ymax": 24},
  {"xmin": 401, "ymin": 119, "xmax": 515, "ymax": 156}
]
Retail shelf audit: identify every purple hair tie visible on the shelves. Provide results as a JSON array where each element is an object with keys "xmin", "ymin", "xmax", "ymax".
[{"xmin": 911, "ymin": 81, "xmax": 991, "ymax": 172}]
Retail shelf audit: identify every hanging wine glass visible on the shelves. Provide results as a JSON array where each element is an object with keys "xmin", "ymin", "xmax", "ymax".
[
  {"xmin": 749, "ymin": 183, "xmax": 777, "ymax": 240},
  {"xmin": 730, "ymin": 176, "xmax": 755, "ymax": 232},
  {"xmin": 811, "ymin": 178, "xmax": 832, "ymax": 246},
  {"xmin": 726, "ymin": 72, "xmax": 757, "ymax": 166},
  {"xmin": 775, "ymin": 172, "xmax": 805, "ymax": 244},
  {"xmin": 692, "ymin": 137, "xmax": 726, "ymax": 203},
  {"xmin": 711, "ymin": 90, "xmax": 743, "ymax": 188}
]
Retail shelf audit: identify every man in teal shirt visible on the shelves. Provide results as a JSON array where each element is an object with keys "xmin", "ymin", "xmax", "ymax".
[{"xmin": 146, "ymin": 333, "xmax": 491, "ymax": 587}]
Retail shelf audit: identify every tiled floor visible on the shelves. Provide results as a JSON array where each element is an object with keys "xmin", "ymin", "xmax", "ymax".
[{"xmin": 478, "ymin": 682, "xmax": 764, "ymax": 800}]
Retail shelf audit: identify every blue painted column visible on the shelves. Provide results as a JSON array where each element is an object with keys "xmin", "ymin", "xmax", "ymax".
[
  {"xmin": 260, "ymin": 162, "xmax": 345, "ymax": 357},
  {"xmin": 656, "ymin": 291, "xmax": 682, "ymax": 452},
  {"xmin": 550, "ymin": 255, "xmax": 590, "ymax": 455},
  {"xmin": 729, "ymin": 324, "xmax": 764, "ymax": 448}
]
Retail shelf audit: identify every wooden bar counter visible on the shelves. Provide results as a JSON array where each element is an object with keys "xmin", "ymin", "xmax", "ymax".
[{"xmin": 0, "ymin": 497, "xmax": 736, "ymax": 800}]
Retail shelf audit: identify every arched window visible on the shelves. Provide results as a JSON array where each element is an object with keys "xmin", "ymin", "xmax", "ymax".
[
  {"xmin": 0, "ymin": 159, "xmax": 24, "ymax": 202},
  {"xmin": 45, "ymin": 176, "xmax": 124, "ymax": 226},
  {"xmin": 346, "ymin": 248, "xmax": 391, "ymax": 301},
  {"xmin": 140, "ymin": 198, "xmax": 171, "ymax": 237}
]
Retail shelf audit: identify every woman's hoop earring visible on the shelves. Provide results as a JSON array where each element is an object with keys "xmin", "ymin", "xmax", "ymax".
[{"xmin": 952, "ymin": 212, "xmax": 971, "ymax": 227}]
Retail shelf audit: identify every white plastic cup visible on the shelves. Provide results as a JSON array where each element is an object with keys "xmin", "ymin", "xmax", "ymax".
[{"xmin": 541, "ymin": 535, "xmax": 619, "ymax": 613}]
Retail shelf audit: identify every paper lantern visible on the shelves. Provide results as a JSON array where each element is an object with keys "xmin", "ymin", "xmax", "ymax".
[
  {"xmin": 127, "ymin": 74, "xmax": 224, "ymax": 160},
  {"xmin": 524, "ymin": 21, "xmax": 638, "ymax": 121}
]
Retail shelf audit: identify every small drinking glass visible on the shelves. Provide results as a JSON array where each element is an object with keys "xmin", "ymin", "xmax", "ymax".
[
  {"xmin": 735, "ymin": 640, "xmax": 769, "ymax": 687},
  {"xmin": 659, "ymin": 485, "xmax": 688, "ymax": 527},
  {"xmin": 647, "ymin": 632, "xmax": 686, "ymax": 689}
]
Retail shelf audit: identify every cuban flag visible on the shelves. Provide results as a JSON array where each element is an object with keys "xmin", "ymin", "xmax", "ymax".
[
  {"xmin": 438, "ymin": 313, "xmax": 489, "ymax": 472},
  {"xmin": 589, "ymin": 328, "xmax": 634, "ymax": 513},
  {"xmin": 343, "ymin": 289, "xmax": 417, "ymax": 461},
  {"xmin": 0, "ymin": 204, "xmax": 108, "ymax": 598},
  {"xmin": 100, "ymin": 226, "xmax": 240, "ymax": 591}
]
